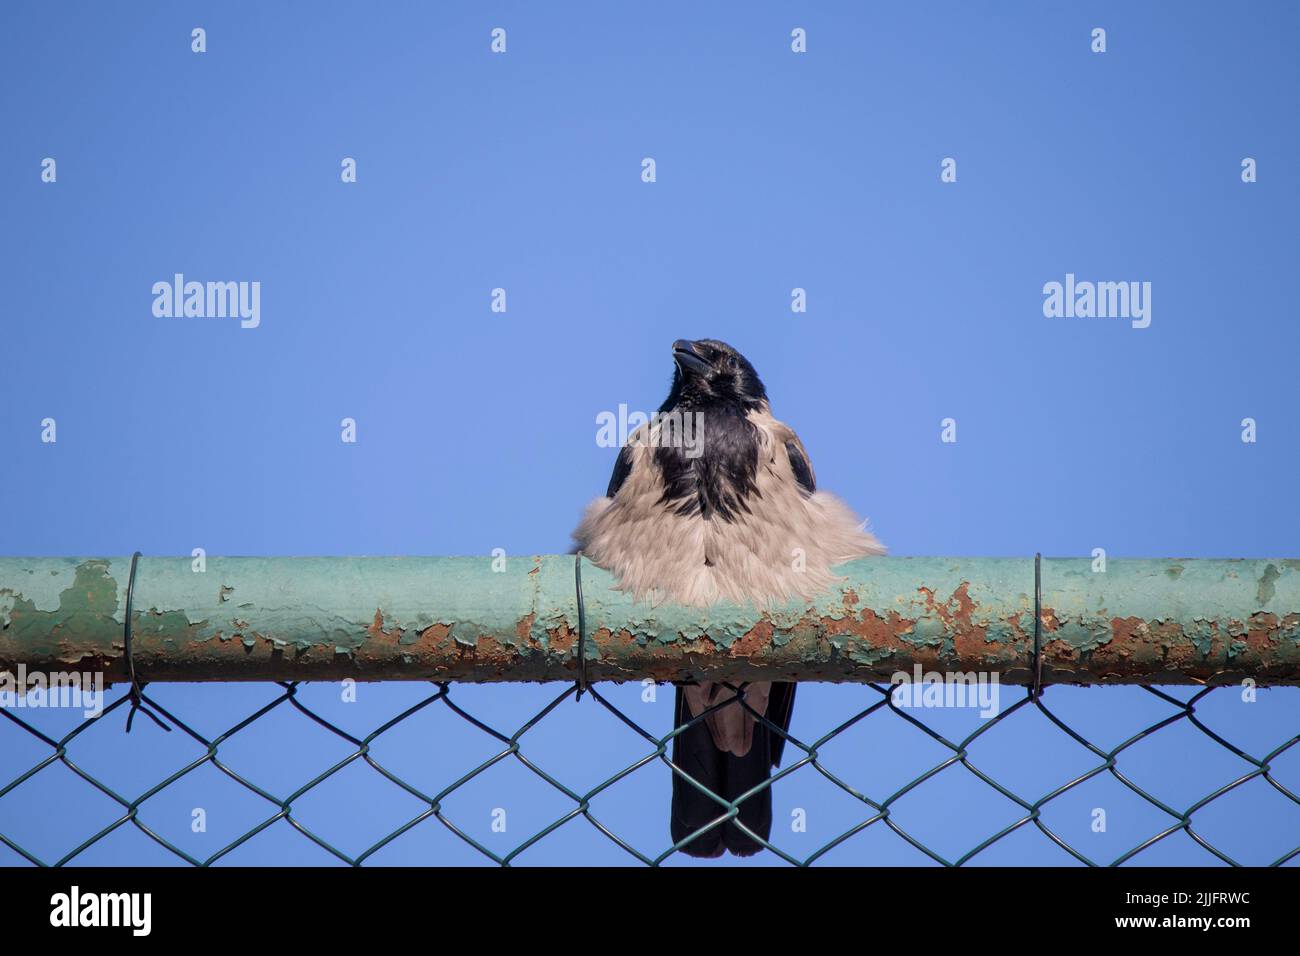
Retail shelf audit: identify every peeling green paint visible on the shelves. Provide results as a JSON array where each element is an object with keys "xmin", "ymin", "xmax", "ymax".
[{"xmin": 0, "ymin": 556, "xmax": 1297, "ymax": 685}]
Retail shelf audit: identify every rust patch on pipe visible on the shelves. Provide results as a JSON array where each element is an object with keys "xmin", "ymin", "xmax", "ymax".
[
  {"xmin": 1244, "ymin": 612, "xmax": 1281, "ymax": 653},
  {"xmin": 418, "ymin": 622, "xmax": 451, "ymax": 642},
  {"xmin": 834, "ymin": 607, "xmax": 912, "ymax": 653},
  {"xmin": 919, "ymin": 582, "xmax": 995, "ymax": 663},
  {"xmin": 365, "ymin": 609, "xmax": 405, "ymax": 646},
  {"xmin": 547, "ymin": 622, "xmax": 577, "ymax": 656},
  {"xmin": 729, "ymin": 620, "xmax": 773, "ymax": 658},
  {"xmin": 919, "ymin": 582, "xmax": 977, "ymax": 628},
  {"xmin": 592, "ymin": 626, "xmax": 638, "ymax": 655},
  {"xmin": 471, "ymin": 634, "xmax": 523, "ymax": 670},
  {"xmin": 1095, "ymin": 614, "xmax": 1277, "ymax": 678}
]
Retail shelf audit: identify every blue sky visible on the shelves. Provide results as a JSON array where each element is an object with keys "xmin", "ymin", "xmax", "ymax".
[{"xmin": 1, "ymin": 1, "xmax": 1297, "ymax": 866}]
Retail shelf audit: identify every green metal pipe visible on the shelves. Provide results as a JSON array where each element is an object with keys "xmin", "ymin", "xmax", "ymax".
[{"xmin": 0, "ymin": 556, "xmax": 1297, "ymax": 685}]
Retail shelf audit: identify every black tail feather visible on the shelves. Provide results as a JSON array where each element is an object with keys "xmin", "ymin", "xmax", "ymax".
[{"xmin": 670, "ymin": 682, "xmax": 796, "ymax": 858}]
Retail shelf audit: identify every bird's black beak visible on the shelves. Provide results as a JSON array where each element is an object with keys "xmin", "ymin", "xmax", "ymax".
[{"xmin": 672, "ymin": 339, "xmax": 711, "ymax": 376}]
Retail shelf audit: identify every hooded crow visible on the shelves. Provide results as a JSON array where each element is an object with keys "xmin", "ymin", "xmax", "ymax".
[{"xmin": 573, "ymin": 338, "xmax": 885, "ymax": 857}]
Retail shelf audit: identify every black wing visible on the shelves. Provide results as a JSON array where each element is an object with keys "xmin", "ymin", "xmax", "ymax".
[
  {"xmin": 784, "ymin": 439, "xmax": 816, "ymax": 495},
  {"xmin": 605, "ymin": 445, "xmax": 633, "ymax": 498}
]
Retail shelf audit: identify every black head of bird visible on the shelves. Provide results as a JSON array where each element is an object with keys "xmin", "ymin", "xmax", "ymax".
[{"xmin": 660, "ymin": 339, "xmax": 768, "ymax": 414}]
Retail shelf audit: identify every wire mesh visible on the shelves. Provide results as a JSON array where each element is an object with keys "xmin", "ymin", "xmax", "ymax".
[{"xmin": 1, "ymin": 678, "xmax": 1296, "ymax": 867}]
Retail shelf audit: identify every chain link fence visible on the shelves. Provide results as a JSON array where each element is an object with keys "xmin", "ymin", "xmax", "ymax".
[{"xmin": 2, "ymin": 677, "xmax": 1296, "ymax": 867}]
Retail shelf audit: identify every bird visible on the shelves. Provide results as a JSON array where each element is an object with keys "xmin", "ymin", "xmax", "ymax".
[{"xmin": 573, "ymin": 338, "xmax": 885, "ymax": 858}]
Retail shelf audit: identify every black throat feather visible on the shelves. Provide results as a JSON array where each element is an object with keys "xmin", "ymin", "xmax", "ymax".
[{"xmin": 653, "ymin": 404, "xmax": 761, "ymax": 523}]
